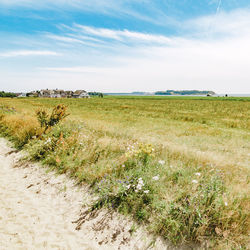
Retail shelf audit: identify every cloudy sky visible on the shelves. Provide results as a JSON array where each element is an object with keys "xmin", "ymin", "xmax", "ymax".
[{"xmin": 0, "ymin": 0, "xmax": 250, "ymax": 93}]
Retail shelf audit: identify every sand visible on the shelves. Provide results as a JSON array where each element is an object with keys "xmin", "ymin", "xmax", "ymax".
[{"xmin": 0, "ymin": 138, "xmax": 172, "ymax": 250}]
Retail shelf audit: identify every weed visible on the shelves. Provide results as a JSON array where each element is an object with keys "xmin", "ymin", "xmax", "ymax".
[{"xmin": 36, "ymin": 104, "xmax": 69, "ymax": 133}]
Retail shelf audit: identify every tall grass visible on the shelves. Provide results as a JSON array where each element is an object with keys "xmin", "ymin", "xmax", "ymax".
[{"xmin": 0, "ymin": 97, "xmax": 249, "ymax": 248}]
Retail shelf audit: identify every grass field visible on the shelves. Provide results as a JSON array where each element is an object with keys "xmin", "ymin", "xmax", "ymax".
[{"xmin": 0, "ymin": 96, "xmax": 249, "ymax": 248}]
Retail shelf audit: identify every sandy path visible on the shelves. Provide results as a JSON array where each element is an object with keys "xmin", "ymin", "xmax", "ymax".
[
  {"xmin": 0, "ymin": 138, "xmax": 172, "ymax": 250},
  {"xmin": 0, "ymin": 139, "xmax": 99, "ymax": 250}
]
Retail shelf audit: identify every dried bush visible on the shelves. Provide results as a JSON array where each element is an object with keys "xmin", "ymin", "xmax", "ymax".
[{"xmin": 36, "ymin": 104, "xmax": 69, "ymax": 133}]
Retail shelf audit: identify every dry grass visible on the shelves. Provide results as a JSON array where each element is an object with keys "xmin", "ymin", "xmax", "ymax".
[{"xmin": 0, "ymin": 96, "xmax": 249, "ymax": 248}]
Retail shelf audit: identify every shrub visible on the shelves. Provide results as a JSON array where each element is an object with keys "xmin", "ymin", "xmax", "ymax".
[{"xmin": 36, "ymin": 104, "xmax": 69, "ymax": 133}]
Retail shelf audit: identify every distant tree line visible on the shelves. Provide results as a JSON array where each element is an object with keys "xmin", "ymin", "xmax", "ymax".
[
  {"xmin": 155, "ymin": 90, "xmax": 216, "ymax": 95},
  {"xmin": 0, "ymin": 91, "xmax": 17, "ymax": 98},
  {"xmin": 88, "ymin": 92, "xmax": 104, "ymax": 98}
]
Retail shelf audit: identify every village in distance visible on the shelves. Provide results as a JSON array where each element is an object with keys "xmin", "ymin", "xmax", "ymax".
[{"xmin": 0, "ymin": 89, "xmax": 216, "ymax": 98}]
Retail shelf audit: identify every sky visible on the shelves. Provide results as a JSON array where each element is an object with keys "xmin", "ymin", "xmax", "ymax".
[{"xmin": 0, "ymin": 0, "xmax": 250, "ymax": 93}]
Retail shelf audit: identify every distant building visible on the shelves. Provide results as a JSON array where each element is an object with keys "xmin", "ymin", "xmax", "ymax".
[
  {"xmin": 72, "ymin": 90, "xmax": 90, "ymax": 98},
  {"xmin": 37, "ymin": 89, "xmax": 90, "ymax": 98},
  {"xmin": 39, "ymin": 89, "xmax": 54, "ymax": 98},
  {"xmin": 27, "ymin": 91, "xmax": 39, "ymax": 97},
  {"xmin": 17, "ymin": 93, "xmax": 27, "ymax": 98},
  {"xmin": 64, "ymin": 91, "xmax": 74, "ymax": 98},
  {"xmin": 51, "ymin": 89, "xmax": 65, "ymax": 98}
]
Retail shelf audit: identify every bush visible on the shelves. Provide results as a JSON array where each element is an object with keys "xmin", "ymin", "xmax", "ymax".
[{"xmin": 36, "ymin": 104, "xmax": 69, "ymax": 133}]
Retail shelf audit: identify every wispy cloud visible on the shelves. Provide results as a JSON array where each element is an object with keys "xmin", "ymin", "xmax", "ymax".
[
  {"xmin": 45, "ymin": 35, "xmax": 91, "ymax": 46},
  {"xmin": 0, "ymin": 50, "xmax": 60, "ymax": 57},
  {"xmin": 74, "ymin": 24, "xmax": 171, "ymax": 44},
  {"xmin": 183, "ymin": 8, "xmax": 250, "ymax": 38},
  {"xmin": 46, "ymin": 24, "xmax": 172, "ymax": 50},
  {"xmin": 0, "ymin": 1, "xmax": 138, "ymax": 17},
  {"xmin": 45, "ymin": 7, "xmax": 250, "ymax": 51},
  {"xmin": 0, "ymin": 0, "xmax": 172, "ymax": 26}
]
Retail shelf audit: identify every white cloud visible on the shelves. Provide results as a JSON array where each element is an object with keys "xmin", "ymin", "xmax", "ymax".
[
  {"xmin": 183, "ymin": 8, "xmax": 250, "ymax": 38},
  {"xmin": 38, "ymin": 33, "xmax": 250, "ymax": 93},
  {"xmin": 49, "ymin": 7, "xmax": 250, "ymax": 49},
  {"xmin": 74, "ymin": 24, "xmax": 171, "ymax": 44},
  {"xmin": 45, "ymin": 35, "xmax": 91, "ymax": 45},
  {"xmin": 0, "ymin": 0, "xmax": 170, "ymax": 25},
  {"xmin": 0, "ymin": 1, "xmax": 137, "ymax": 16},
  {"xmin": 46, "ymin": 24, "xmax": 172, "ymax": 49},
  {"xmin": 0, "ymin": 50, "xmax": 60, "ymax": 57}
]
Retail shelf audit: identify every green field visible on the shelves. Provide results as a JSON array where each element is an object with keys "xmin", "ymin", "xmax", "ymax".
[{"xmin": 0, "ymin": 96, "xmax": 249, "ymax": 248}]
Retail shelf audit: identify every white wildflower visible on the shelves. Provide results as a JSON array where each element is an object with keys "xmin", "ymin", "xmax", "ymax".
[
  {"xmin": 126, "ymin": 184, "xmax": 131, "ymax": 190},
  {"xmin": 152, "ymin": 175, "xmax": 159, "ymax": 181},
  {"xmin": 138, "ymin": 178, "xmax": 144, "ymax": 186},
  {"xmin": 45, "ymin": 138, "xmax": 51, "ymax": 144},
  {"xmin": 192, "ymin": 180, "xmax": 198, "ymax": 184},
  {"xmin": 158, "ymin": 160, "xmax": 165, "ymax": 165},
  {"xmin": 195, "ymin": 173, "xmax": 201, "ymax": 176},
  {"xmin": 122, "ymin": 164, "xmax": 125, "ymax": 168},
  {"xmin": 136, "ymin": 178, "xmax": 144, "ymax": 191},
  {"xmin": 225, "ymin": 202, "xmax": 228, "ymax": 206},
  {"xmin": 144, "ymin": 190, "xmax": 149, "ymax": 194}
]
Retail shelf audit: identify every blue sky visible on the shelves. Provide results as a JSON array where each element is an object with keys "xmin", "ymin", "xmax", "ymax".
[{"xmin": 1, "ymin": 0, "xmax": 250, "ymax": 93}]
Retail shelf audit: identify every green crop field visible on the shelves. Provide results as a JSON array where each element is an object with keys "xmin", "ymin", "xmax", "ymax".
[{"xmin": 0, "ymin": 96, "xmax": 249, "ymax": 248}]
